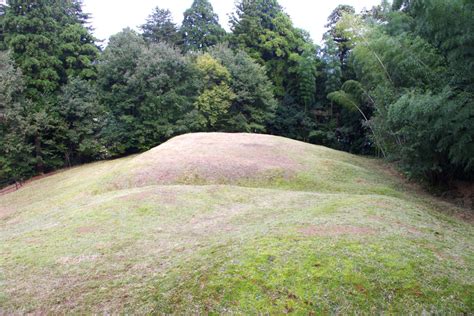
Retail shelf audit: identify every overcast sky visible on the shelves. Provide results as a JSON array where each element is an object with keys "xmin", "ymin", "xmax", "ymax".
[{"xmin": 82, "ymin": 0, "xmax": 381, "ymax": 45}]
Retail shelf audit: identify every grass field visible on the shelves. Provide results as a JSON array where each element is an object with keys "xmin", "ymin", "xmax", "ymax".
[{"xmin": 0, "ymin": 133, "xmax": 473, "ymax": 313}]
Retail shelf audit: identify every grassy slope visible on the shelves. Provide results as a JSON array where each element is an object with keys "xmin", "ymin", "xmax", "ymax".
[{"xmin": 0, "ymin": 133, "xmax": 472, "ymax": 314}]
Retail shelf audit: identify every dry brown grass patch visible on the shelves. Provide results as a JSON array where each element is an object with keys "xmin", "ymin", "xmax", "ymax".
[
  {"xmin": 76, "ymin": 226, "xmax": 100, "ymax": 234},
  {"xmin": 0, "ymin": 206, "xmax": 16, "ymax": 220},
  {"xmin": 112, "ymin": 133, "xmax": 307, "ymax": 189}
]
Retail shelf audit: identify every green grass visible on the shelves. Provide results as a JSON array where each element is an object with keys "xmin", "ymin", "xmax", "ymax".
[{"xmin": 0, "ymin": 133, "xmax": 472, "ymax": 313}]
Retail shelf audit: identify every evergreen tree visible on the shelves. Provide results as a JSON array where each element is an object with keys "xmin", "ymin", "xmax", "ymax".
[
  {"xmin": 230, "ymin": 0, "xmax": 320, "ymax": 140},
  {"xmin": 140, "ymin": 7, "xmax": 180, "ymax": 45},
  {"xmin": 59, "ymin": 23, "xmax": 99, "ymax": 80},
  {"xmin": 0, "ymin": 51, "xmax": 35, "ymax": 185},
  {"xmin": 4, "ymin": 0, "xmax": 98, "ymax": 98},
  {"xmin": 230, "ymin": 0, "xmax": 293, "ymax": 95},
  {"xmin": 0, "ymin": 4, "xmax": 6, "ymax": 51},
  {"xmin": 181, "ymin": 0, "xmax": 226, "ymax": 51},
  {"xmin": 97, "ymin": 29, "xmax": 147, "ymax": 155},
  {"xmin": 0, "ymin": 51, "xmax": 19, "ymax": 116},
  {"xmin": 2, "ymin": 0, "xmax": 99, "ymax": 173},
  {"xmin": 230, "ymin": 0, "xmax": 283, "ymax": 62},
  {"xmin": 57, "ymin": 77, "xmax": 105, "ymax": 166}
]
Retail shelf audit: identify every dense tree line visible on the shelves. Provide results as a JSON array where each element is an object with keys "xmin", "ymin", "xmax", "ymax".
[
  {"xmin": 327, "ymin": 0, "xmax": 474, "ymax": 182},
  {"xmin": 0, "ymin": 0, "xmax": 473, "ymax": 187}
]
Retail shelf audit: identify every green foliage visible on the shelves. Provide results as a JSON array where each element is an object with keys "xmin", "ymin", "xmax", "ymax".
[
  {"xmin": 350, "ymin": 29, "xmax": 445, "ymax": 91},
  {"xmin": 231, "ymin": 1, "xmax": 311, "ymax": 97},
  {"xmin": 230, "ymin": 0, "xmax": 283, "ymax": 64},
  {"xmin": 98, "ymin": 29, "xmax": 196, "ymax": 155},
  {"xmin": 59, "ymin": 23, "xmax": 99, "ymax": 80},
  {"xmin": 3, "ymin": 0, "xmax": 98, "ymax": 99},
  {"xmin": 361, "ymin": 0, "xmax": 391, "ymax": 22},
  {"xmin": 192, "ymin": 54, "xmax": 235, "ymax": 129},
  {"xmin": 270, "ymin": 95, "xmax": 316, "ymax": 141},
  {"xmin": 140, "ymin": 7, "xmax": 180, "ymax": 45},
  {"xmin": 0, "ymin": 4, "xmax": 6, "ymax": 51},
  {"xmin": 328, "ymin": 80, "xmax": 384, "ymax": 156},
  {"xmin": 317, "ymin": 8, "xmax": 373, "ymax": 155},
  {"xmin": 403, "ymin": 0, "xmax": 474, "ymax": 89},
  {"xmin": 230, "ymin": 0, "xmax": 320, "ymax": 140},
  {"xmin": 2, "ymin": 0, "xmax": 473, "ymax": 186},
  {"xmin": 0, "ymin": 51, "xmax": 34, "ymax": 184},
  {"xmin": 332, "ymin": 1, "xmax": 474, "ymax": 182},
  {"xmin": 181, "ymin": 0, "xmax": 226, "ymax": 51},
  {"xmin": 325, "ymin": 5, "xmax": 355, "ymax": 69},
  {"xmin": 287, "ymin": 40, "xmax": 318, "ymax": 109},
  {"xmin": 326, "ymin": 4, "xmax": 356, "ymax": 27},
  {"xmin": 327, "ymin": 82, "xmax": 365, "ymax": 114},
  {"xmin": 2, "ymin": 0, "xmax": 99, "ymax": 175},
  {"xmin": 387, "ymin": 89, "xmax": 474, "ymax": 181},
  {"xmin": 4, "ymin": 1, "xmax": 62, "ymax": 97},
  {"xmin": 0, "ymin": 51, "xmax": 61, "ymax": 183},
  {"xmin": 97, "ymin": 29, "xmax": 145, "ymax": 155},
  {"xmin": 194, "ymin": 83, "xmax": 236, "ymax": 129},
  {"xmin": 195, "ymin": 53, "xmax": 232, "ymax": 85},
  {"xmin": 210, "ymin": 45, "xmax": 277, "ymax": 132},
  {"xmin": 0, "ymin": 51, "xmax": 22, "ymax": 113},
  {"xmin": 321, "ymin": 34, "xmax": 342, "ymax": 95},
  {"xmin": 57, "ymin": 77, "xmax": 105, "ymax": 165}
]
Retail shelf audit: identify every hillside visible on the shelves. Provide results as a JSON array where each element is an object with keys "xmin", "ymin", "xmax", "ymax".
[{"xmin": 0, "ymin": 133, "xmax": 473, "ymax": 313}]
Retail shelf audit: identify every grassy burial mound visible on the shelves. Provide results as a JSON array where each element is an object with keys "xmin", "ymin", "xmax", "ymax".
[
  {"xmin": 109, "ymin": 133, "xmax": 402, "ymax": 196},
  {"xmin": 0, "ymin": 133, "xmax": 473, "ymax": 313}
]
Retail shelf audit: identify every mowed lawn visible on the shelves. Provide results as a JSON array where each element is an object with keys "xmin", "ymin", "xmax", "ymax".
[{"xmin": 0, "ymin": 133, "xmax": 473, "ymax": 313}]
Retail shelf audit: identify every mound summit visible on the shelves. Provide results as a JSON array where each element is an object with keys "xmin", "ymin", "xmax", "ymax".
[
  {"xmin": 113, "ymin": 133, "xmax": 304, "ymax": 187},
  {"xmin": 110, "ymin": 133, "xmax": 386, "ymax": 194}
]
